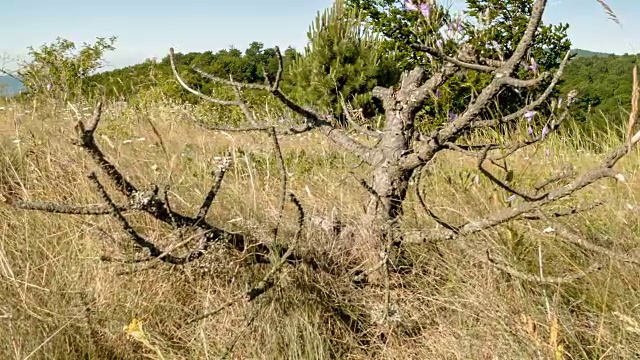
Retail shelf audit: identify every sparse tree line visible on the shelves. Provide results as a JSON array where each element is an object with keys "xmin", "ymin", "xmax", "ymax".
[{"xmin": 10, "ymin": 0, "xmax": 637, "ymax": 133}]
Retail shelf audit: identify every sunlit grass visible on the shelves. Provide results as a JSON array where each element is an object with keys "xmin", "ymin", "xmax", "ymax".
[{"xmin": 1, "ymin": 96, "xmax": 639, "ymax": 359}]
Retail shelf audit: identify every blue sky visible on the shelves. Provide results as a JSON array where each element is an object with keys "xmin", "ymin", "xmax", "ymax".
[{"xmin": 0, "ymin": 0, "xmax": 637, "ymax": 71}]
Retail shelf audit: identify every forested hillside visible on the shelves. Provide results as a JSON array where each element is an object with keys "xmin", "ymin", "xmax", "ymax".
[
  {"xmin": 84, "ymin": 46, "xmax": 639, "ymax": 130},
  {"xmin": 558, "ymin": 52, "xmax": 639, "ymax": 125},
  {"xmin": 86, "ymin": 42, "xmax": 300, "ymax": 102}
]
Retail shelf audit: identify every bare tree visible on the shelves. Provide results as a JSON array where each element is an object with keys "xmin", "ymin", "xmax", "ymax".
[
  {"xmin": 4, "ymin": 0, "xmax": 640, "ymax": 309},
  {"xmin": 167, "ymin": 0, "xmax": 639, "ymax": 273}
]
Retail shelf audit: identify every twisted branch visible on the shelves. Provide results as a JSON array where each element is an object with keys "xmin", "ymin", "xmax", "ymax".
[{"xmin": 169, "ymin": 47, "xmax": 376, "ymax": 165}]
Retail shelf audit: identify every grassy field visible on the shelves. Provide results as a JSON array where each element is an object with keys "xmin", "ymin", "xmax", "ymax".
[{"xmin": 1, "ymin": 96, "xmax": 640, "ymax": 359}]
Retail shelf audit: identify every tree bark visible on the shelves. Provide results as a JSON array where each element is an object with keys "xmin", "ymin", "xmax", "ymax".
[
  {"xmin": 363, "ymin": 66, "xmax": 455, "ymax": 232},
  {"xmin": 364, "ymin": 106, "xmax": 417, "ymax": 228}
]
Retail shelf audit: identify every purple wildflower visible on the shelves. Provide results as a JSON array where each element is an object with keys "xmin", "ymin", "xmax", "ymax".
[
  {"xmin": 447, "ymin": 18, "xmax": 463, "ymax": 35},
  {"xmin": 529, "ymin": 57, "xmax": 539, "ymax": 73},
  {"xmin": 435, "ymin": 89, "xmax": 441, "ymax": 99},
  {"xmin": 448, "ymin": 112, "xmax": 457, "ymax": 122},
  {"xmin": 486, "ymin": 41, "xmax": 500, "ymax": 52},
  {"xmin": 558, "ymin": 97, "xmax": 563, "ymax": 108},
  {"xmin": 404, "ymin": 0, "xmax": 417, "ymax": 10},
  {"xmin": 436, "ymin": 39, "xmax": 443, "ymax": 50},
  {"xmin": 404, "ymin": 1, "xmax": 431, "ymax": 17},
  {"xmin": 421, "ymin": 3, "xmax": 431, "ymax": 17},
  {"xmin": 527, "ymin": 125, "xmax": 534, "ymax": 136},
  {"xmin": 506, "ymin": 194, "xmax": 516, "ymax": 202},
  {"xmin": 524, "ymin": 110, "xmax": 536, "ymax": 122},
  {"xmin": 452, "ymin": 16, "xmax": 463, "ymax": 32},
  {"xmin": 541, "ymin": 125, "xmax": 550, "ymax": 139}
]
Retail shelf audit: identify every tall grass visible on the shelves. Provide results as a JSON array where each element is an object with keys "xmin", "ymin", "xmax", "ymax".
[
  {"xmin": 1, "ymin": 93, "xmax": 639, "ymax": 359},
  {"xmin": 1, "ymin": 2, "xmax": 639, "ymax": 359}
]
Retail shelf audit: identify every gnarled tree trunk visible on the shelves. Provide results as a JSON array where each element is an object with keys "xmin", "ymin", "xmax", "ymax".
[{"xmin": 363, "ymin": 68, "xmax": 451, "ymax": 230}]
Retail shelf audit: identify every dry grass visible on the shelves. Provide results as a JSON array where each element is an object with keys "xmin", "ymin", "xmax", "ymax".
[{"xmin": 1, "ymin": 97, "xmax": 640, "ymax": 359}]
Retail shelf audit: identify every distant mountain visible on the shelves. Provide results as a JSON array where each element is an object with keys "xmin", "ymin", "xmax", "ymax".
[
  {"xmin": 570, "ymin": 49, "xmax": 616, "ymax": 58},
  {"xmin": 0, "ymin": 75, "xmax": 25, "ymax": 96}
]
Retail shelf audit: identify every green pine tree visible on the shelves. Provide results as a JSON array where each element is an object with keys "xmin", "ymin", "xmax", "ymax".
[{"xmin": 284, "ymin": 0, "xmax": 400, "ymax": 124}]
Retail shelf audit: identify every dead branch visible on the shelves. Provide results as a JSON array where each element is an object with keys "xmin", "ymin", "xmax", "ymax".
[
  {"xmin": 533, "ymin": 165, "xmax": 577, "ymax": 194},
  {"xmin": 477, "ymin": 145, "xmax": 545, "ymax": 202},
  {"xmin": 520, "ymin": 201, "xmax": 603, "ymax": 220},
  {"xmin": 169, "ymin": 47, "xmax": 377, "ymax": 165},
  {"xmin": 403, "ymin": 38, "xmax": 640, "ymax": 275},
  {"xmin": 247, "ymin": 192, "xmax": 305, "ymax": 299},
  {"xmin": 4, "ymin": 198, "xmax": 128, "ymax": 215},
  {"xmin": 161, "ymin": 185, "xmax": 178, "ymax": 229},
  {"xmin": 486, "ymin": 251, "xmax": 603, "ymax": 284},
  {"xmin": 88, "ymin": 172, "xmax": 205, "ymax": 265},
  {"xmin": 535, "ymin": 211, "xmax": 640, "ymax": 265},
  {"xmin": 117, "ymin": 228, "xmax": 214, "ymax": 275},
  {"xmin": 6, "ymin": 101, "xmax": 324, "ymax": 270},
  {"xmin": 470, "ymin": 51, "xmax": 573, "ymax": 129},
  {"xmin": 402, "ymin": 0, "xmax": 552, "ymax": 171},
  {"xmin": 414, "ymin": 168, "xmax": 460, "ymax": 233},
  {"xmin": 72, "ymin": 102, "xmax": 137, "ymax": 196},
  {"xmin": 188, "ymin": 192, "xmax": 305, "ymax": 324},
  {"xmin": 195, "ymin": 156, "xmax": 231, "ymax": 224},
  {"xmin": 406, "ymin": 136, "xmax": 631, "ymax": 244},
  {"xmin": 411, "ymin": 44, "xmax": 497, "ymax": 73},
  {"xmin": 340, "ymin": 95, "xmax": 381, "ymax": 138},
  {"xmin": 269, "ymin": 127, "xmax": 287, "ymax": 241}
]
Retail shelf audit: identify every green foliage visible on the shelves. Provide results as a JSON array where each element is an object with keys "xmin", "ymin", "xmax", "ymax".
[
  {"xmin": 346, "ymin": 0, "xmax": 571, "ymax": 129},
  {"xmin": 464, "ymin": 0, "xmax": 571, "ymax": 115},
  {"xmin": 18, "ymin": 36, "xmax": 116, "ymax": 102},
  {"xmin": 345, "ymin": 0, "xmax": 454, "ymax": 71},
  {"xmin": 558, "ymin": 53, "xmax": 639, "ymax": 128},
  {"xmin": 284, "ymin": 0, "xmax": 401, "ymax": 122},
  {"xmin": 86, "ymin": 42, "xmax": 299, "ymax": 105}
]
